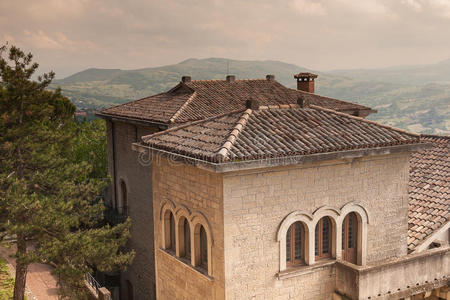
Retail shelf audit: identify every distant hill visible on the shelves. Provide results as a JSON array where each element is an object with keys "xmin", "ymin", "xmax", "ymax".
[{"xmin": 52, "ymin": 58, "xmax": 450, "ymax": 135}]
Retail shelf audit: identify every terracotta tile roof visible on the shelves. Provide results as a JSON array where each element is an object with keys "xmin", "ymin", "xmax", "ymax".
[
  {"xmin": 140, "ymin": 104, "xmax": 419, "ymax": 163},
  {"xmin": 408, "ymin": 135, "xmax": 450, "ymax": 252},
  {"xmin": 99, "ymin": 78, "xmax": 373, "ymax": 124}
]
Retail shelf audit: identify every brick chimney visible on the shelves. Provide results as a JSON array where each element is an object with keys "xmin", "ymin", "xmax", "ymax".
[
  {"xmin": 266, "ymin": 74, "xmax": 275, "ymax": 81},
  {"xmin": 294, "ymin": 73, "xmax": 318, "ymax": 93},
  {"xmin": 181, "ymin": 76, "xmax": 191, "ymax": 83}
]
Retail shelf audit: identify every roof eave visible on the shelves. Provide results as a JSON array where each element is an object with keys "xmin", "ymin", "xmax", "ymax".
[
  {"xmin": 132, "ymin": 142, "xmax": 432, "ymax": 173},
  {"xmin": 96, "ymin": 112, "xmax": 170, "ymax": 129}
]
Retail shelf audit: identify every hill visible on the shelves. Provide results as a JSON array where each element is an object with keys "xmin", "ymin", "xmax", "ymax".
[{"xmin": 51, "ymin": 58, "xmax": 450, "ymax": 135}]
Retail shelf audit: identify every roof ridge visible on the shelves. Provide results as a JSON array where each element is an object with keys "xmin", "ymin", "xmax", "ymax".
[
  {"xmin": 420, "ymin": 134, "xmax": 450, "ymax": 140},
  {"xmin": 141, "ymin": 108, "xmax": 247, "ymax": 143},
  {"xmin": 100, "ymin": 91, "xmax": 167, "ymax": 114},
  {"xmin": 189, "ymin": 78, "xmax": 268, "ymax": 82},
  {"xmin": 169, "ymin": 91, "xmax": 197, "ymax": 123},
  {"xmin": 215, "ymin": 109, "xmax": 253, "ymax": 162},
  {"xmin": 289, "ymin": 88, "xmax": 373, "ymax": 111},
  {"xmin": 310, "ymin": 104, "xmax": 420, "ymax": 138},
  {"xmin": 258, "ymin": 104, "xmax": 299, "ymax": 110}
]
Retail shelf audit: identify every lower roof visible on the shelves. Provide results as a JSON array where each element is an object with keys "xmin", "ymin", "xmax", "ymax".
[
  {"xmin": 408, "ymin": 135, "xmax": 449, "ymax": 252},
  {"xmin": 98, "ymin": 78, "xmax": 375, "ymax": 125}
]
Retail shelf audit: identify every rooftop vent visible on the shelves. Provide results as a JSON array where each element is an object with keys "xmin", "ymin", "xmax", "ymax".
[
  {"xmin": 226, "ymin": 75, "xmax": 236, "ymax": 82},
  {"xmin": 297, "ymin": 95, "xmax": 309, "ymax": 108},
  {"xmin": 181, "ymin": 76, "xmax": 191, "ymax": 83},
  {"xmin": 266, "ymin": 74, "xmax": 275, "ymax": 81},
  {"xmin": 294, "ymin": 72, "xmax": 318, "ymax": 93},
  {"xmin": 246, "ymin": 99, "xmax": 260, "ymax": 110}
]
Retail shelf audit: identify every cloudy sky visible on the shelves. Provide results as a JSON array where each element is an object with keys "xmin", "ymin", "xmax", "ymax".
[{"xmin": 1, "ymin": 0, "xmax": 450, "ymax": 78}]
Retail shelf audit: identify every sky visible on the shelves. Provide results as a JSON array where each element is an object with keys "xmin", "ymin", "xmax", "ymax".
[{"xmin": 1, "ymin": 0, "xmax": 450, "ymax": 78}]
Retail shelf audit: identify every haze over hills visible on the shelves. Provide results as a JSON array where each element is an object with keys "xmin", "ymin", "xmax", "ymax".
[{"xmin": 52, "ymin": 58, "xmax": 450, "ymax": 135}]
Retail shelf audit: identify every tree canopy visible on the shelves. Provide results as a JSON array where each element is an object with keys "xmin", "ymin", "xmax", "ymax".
[{"xmin": 0, "ymin": 44, "xmax": 133, "ymax": 300}]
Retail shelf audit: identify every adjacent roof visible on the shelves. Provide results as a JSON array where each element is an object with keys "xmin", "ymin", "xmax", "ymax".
[
  {"xmin": 140, "ymin": 104, "xmax": 419, "ymax": 163},
  {"xmin": 408, "ymin": 135, "xmax": 449, "ymax": 252},
  {"xmin": 98, "ymin": 78, "xmax": 374, "ymax": 124}
]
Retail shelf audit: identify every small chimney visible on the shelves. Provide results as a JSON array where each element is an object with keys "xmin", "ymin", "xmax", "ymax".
[
  {"xmin": 226, "ymin": 75, "xmax": 236, "ymax": 82},
  {"xmin": 246, "ymin": 99, "xmax": 260, "ymax": 110},
  {"xmin": 297, "ymin": 95, "xmax": 309, "ymax": 108},
  {"xmin": 181, "ymin": 76, "xmax": 191, "ymax": 83},
  {"xmin": 294, "ymin": 73, "xmax": 318, "ymax": 93},
  {"xmin": 266, "ymin": 74, "xmax": 275, "ymax": 81}
]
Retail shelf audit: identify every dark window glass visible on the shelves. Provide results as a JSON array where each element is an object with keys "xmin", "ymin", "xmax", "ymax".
[
  {"xmin": 322, "ymin": 218, "xmax": 330, "ymax": 254},
  {"xmin": 286, "ymin": 226, "xmax": 291, "ymax": 263},
  {"xmin": 294, "ymin": 222, "xmax": 302, "ymax": 260},
  {"xmin": 184, "ymin": 219, "xmax": 191, "ymax": 260},
  {"xmin": 200, "ymin": 226, "xmax": 208, "ymax": 269},
  {"xmin": 286, "ymin": 222, "xmax": 304, "ymax": 265},
  {"xmin": 315, "ymin": 224, "xmax": 319, "ymax": 256},
  {"xmin": 169, "ymin": 213, "xmax": 175, "ymax": 251}
]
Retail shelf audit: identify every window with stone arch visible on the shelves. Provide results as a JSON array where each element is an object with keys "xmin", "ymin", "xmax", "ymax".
[
  {"xmin": 178, "ymin": 216, "xmax": 191, "ymax": 261},
  {"xmin": 286, "ymin": 221, "xmax": 306, "ymax": 266},
  {"xmin": 163, "ymin": 210, "xmax": 176, "ymax": 252},
  {"xmin": 193, "ymin": 222, "xmax": 211, "ymax": 275},
  {"xmin": 341, "ymin": 212, "xmax": 362, "ymax": 265},
  {"xmin": 315, "ymin": 216, "xmax": 332, "ymax": 260}
]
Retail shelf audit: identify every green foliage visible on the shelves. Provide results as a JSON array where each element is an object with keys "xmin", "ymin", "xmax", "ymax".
[
  {"xmin": 0, "ymin": 257, "xmax": 14, "ymax": 300},
  {"xmin": 72, "ymin": 119, "xmax": 108, "ymax": 179},
  {"xmin": 0, "ymin": 44, "xmax": 133, "ymax": 300}
]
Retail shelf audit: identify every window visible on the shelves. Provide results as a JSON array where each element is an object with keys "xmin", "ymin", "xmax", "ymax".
[
  {"xmin": 178, "ymin": 217, "xmax": 191, "ymax": 260},
  {"xmin": 163, "ymin": 211, "xmax": 176, "ymax": 251},
  {"xmin": 286, "ymin": 222, "xmax": 305, "ymax": 266},
  {"xmin": 120, "ymin": 180, "xmax": 128, "ymax": 216},
  {"xmin": 200, "ymin": 226, "xmax": 208, "ymax": 270},
  {"xmin": 315, "ymin": 217, "xmax": 331, "ymax": 260},
  {"xmin": 342, "ymin": 212, "xmax": 358, "ymax": 264},
  {"xmin": 184, "ymin": 219, "xmax": 191, "ymax": 260}
]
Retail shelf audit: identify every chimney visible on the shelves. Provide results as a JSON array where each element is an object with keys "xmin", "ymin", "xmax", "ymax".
[
  {"xmin": 266, "ymin": 74, "xmax": 275, "ymax": 81},
  {"xmin": 246, "ymin": 99, "xmax": 260, "ymax": 110},
  {"xmin": 181, "ymin": 76, "xmax": 191, "ymax": 83},
  {"xmin": 226, "ymin": 75, "xmax": 236, "ymax": 82},
  {"xmin": 294, "ymin": 73, "xmax": 318, "ymax": 93},
  {"xmin": 297, "ymin": 95, "xmax": 309, "ymax": 108}
]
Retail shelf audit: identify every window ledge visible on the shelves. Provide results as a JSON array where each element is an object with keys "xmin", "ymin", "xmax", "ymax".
[
  {"xmin": 277, "ymin": 259, "xmax": 335, "ymax": 280},
  {"xmin": 158, "ymin": 248, "xmax": 214, "ymax": 281}
]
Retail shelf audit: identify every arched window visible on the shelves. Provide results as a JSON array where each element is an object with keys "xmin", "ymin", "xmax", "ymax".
[
  {"xmin": 200, "ymin": 226, "xmax": 208, "ymax": 270},
  {"xmin": 315, "ymin": 217, "xmax": 331, "ymax": 260},
  {"xmin": 342, "ymin": 212, "xmax": 358, "ymax": 264},
  {"xmin": 120, "ymin": 180, "xmax": 128, "ymax": 215},
  {"xmin": 286, "ymin": 222, "xmax": 305, "ymax": 266},
  {"xmin": 178, "ymin": 217, "xmax": 191, "ymax": 260},
  {"xmin": 194, "ymin": 224, "xmax": 209, "ymax": 273},
  {"xmin": 163, "ymin": 211, "xmax": 176, "ymax": 252}
]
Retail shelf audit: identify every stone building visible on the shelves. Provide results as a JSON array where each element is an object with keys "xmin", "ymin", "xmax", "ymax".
[{"xmin": 97, "ymin": 74, "xmax": 449, "ymax": 300}]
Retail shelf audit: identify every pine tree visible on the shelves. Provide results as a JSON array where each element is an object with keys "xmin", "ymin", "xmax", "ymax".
[{"xmin": 0, "ymin": 45, "xmax": 134, "ymax": 299}]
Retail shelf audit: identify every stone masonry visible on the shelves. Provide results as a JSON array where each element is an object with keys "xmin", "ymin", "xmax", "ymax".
[
  {"xmin": 106, "ymin": 121, "xmax": 158, "ymax": 300},
  {"xmin": 222, "ymin": 153, "xmax": 411, "ymax": 300}
]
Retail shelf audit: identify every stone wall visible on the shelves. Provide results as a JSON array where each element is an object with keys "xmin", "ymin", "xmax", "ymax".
[
  {"xmin": 152, "ymin": 156, "xmax": 225, "ymax": 300},
  {"xmin": 107, "ymin": 121, "xmax": 158, "ymax": 300},
  {"xmin": 222, "ymin": 153, "xmax": 411, "ymax": 300}
]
